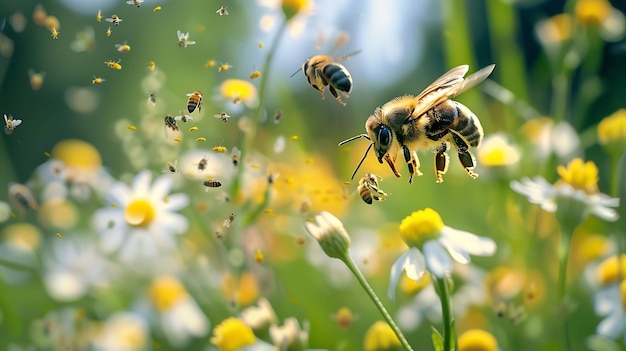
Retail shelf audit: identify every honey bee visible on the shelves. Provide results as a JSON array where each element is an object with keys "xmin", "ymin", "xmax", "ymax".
[
  {"xmin": 4, "ymin": 114, "xmax": 22, "ymax": 135},
  {"xmin": 186, "ymin": 91, "xmax": 202, "ymax": 113},
  {"xmin": 294, "ymin": 50, "xmax": 361, "ymax": 106},
  {"xmin": 357, "ymin": 173, "xmax": 389, "ymax": 205},
  {"xmin": 339, "ymin": 64, "xmax": 495, "ymax": 184},
  {"xmin": 126, "ymin": 0, "xmax": 144, "ymax": 7},
  {"xmin": 175, "ymin": 111, "xmax": 193, "ymax": 123},
  {"xmin": 147, "ymin": 91, "xmax": 156, "ymax": 105},
  {"xmin": 164, "ymin": 161, "xmax": 178, "ymax": 173},
  {"xmin": 213, "ymin": 112, "xmax": 230, "ymax": 122},
  {"xmin": 216, "ymin": 4, "xmax": 228, "ymax": 16},
  {"xmin": 223, "ymin": 213, "xmax": 236, "ymax": 227},
  {"xmin": 231, "ymin": 146, "xmax": 241, "ymax": 167},
  {"xmin": 8, "ymin": 182, "xmax": 38, "ymax": 215},
  {"xmin": 197, "ymin": 157, "xmax": 208, "ymax": 171},
  {"xmin": 177, "ymin": 30, "xmax": 196, "ymax": 48},
  {"xmin": 249, "ymin": 70, "xmax": 261, "ymax": 79},
  {"xmin": 273, "ymin": 109, "xmax": 283, "ymax": 124},
  {"xmin": 115, "ymin": 42, "xmax": 131, "ymax": 52},
  {"xmin": 163, "ymin": 114, "xmax": 180, "ymax": 139},
  {"xmin": 92, "ymin": 76, "xmax": 105, "ymax": 84},
  {"xmin": 105, "ymin": 15, "xmax": 123, "ymax": 26},
  {"xmin": 204, "ymin": 180, "xmax": 222, "ymax": 189},
  {"xmin": 218, "ymin": 63, "xmax": 232, "ymax": 72},
  {"xmin": 104, "ymin": 59, "xmax": 122, "ymax": 69}
]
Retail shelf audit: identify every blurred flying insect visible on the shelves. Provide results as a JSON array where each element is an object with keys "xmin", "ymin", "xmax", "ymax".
[
  {"xmin": 186, "ymin": 91, "xmax": 202, "ymax": 113},
  {"xmin": 339, "ymin": 64, "xmax": 494, "ymax": 184},
  {"xmin": 126, "ymin": 0, "xmax": 144, "ymax": 7},
  {"xmin": 197, "ymin": 157, "xmax": 208, "ymax": 171},
  {"xmin": 231, "ymin": 147, "xmax": 241, "ymax": 167},
  {"xmin": 212, "ymin": 145, "xmax": 227, "ymax": 153},
  {"xmin": 294, "ymin": 50, "xmax": 361, "ymax": 106},
  {"xmin": 164, "ymin": 160, "xmax": 178, "ymax": 174},
  {"xmin": 92, "ymin": 76, "xmax": 105, "ymax": 84},
  {"xmin": 104, "ymin": 59, "xmax": 122, "ymax": 69},
  {"xmin": 218, "ymin": 63, "xmax": 232, "ymax": 72},
  {"xmin": 147, "ymin": 91, "xmax": 156, "ymax": 105},
  {"xmin": 96, "ymin": 9, "xmax": 102, "ymax": 22},
  {"xmin": 216, "ymin": 4, "xmax": 228, "ymax": 15},
  {"xmin": 205, "ymin": 60, "xmax": 216, "ymax": 68},
  {"xmin": 50, "ymin": 27, "xmax": 59, "ymax": 39},
  {"xmin": 28, "ymin": 70, "xmax": 45, "ymax": 91},
  {"xmin": 213, "ymin": 112, "xmax": 230, "ymax": 122},
  {"xmin": 175, "ymin": 111, "xmax": 193, "ymax": 123},
  {"xmin": 249, "ymin": 70, "xmax": 261, "ymax": 79},
  {"xmin": 4, "ymin": 114, "xmax": 22, "ymax": 135},
  {"xmin": 163, "ymin": 114, "xmax": 181, "ymax": 139},
  {"xmin": 8, "ymin": 182, "xmax": 38, "ymax": 216},
  {"xmin": 115, "ymin": 41, "xmax": 131, "ymax": 52},
  {"xmin": 105, "ymin": 26, "xmax": 112, "ymax": 36},
  {"xmin": 177, "ymin": 30, "xmax": 196, "ymax": 48},
  {"xmin": 357, "ymin": 173, "xmax": 388, "ymax": 205},
  {"xmin": 105, "ymin": 15, "xmax": 123, "ymax": 26},
  {"xmin": 203, "ymin": 180, "xmax": 222, "ymax": 189},
  {"xmin": 273, "ymin": 109, "xmax": 283, "ymax": 124},
  {"xmin": 223, "ymin": 213, "xmax": 236, "ymax": 227}
]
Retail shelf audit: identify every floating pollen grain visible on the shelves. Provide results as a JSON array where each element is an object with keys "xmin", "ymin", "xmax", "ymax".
[
  {"xmin": 153, "ymin": 6, "xmax": 162, "ymax": 11},
  {"xmin": 343, "ymin": 181, "xmax": 352, "ymax": 185},
  {"xmin": 189, "ymin": 126, "xmax": 198, "ymax": 131},
  {"xmin": 305, "ymin": 158, "xmax": 314, "ymax": 164},
  {"xmin": 55, "ymin": 232, "xmax": 62, "ymax": 239},
  {"xmin": 255, "ymin": 249, "xmax": 264, "ymax": 263},
  {"xmin": 195, "ymin": 137, "xmax": 207, "ymax": 142},
  {"xmin": 212, "ymin": 146, "xmax": 227, "ymax": 153},
  {"xmin": 291, "ymin": 135, "xmax": 299, "ymax": 140},
  {"xmin": 111, "ymin": 203, "xmax": 118, "ymax": 208},
  {"xmin": 44, "ymin": 151, "xmax": 51, "ymax": 158},
  {"xmin": 251, "ymin": 164, "xmax": 260, "ymax": 169},
  {"xmin": 127, "ymin": 125, "xmax": 137, "ymax": 131},
  {"xmin": 173, "ymin": 137, "xmax": 183, "ymax": 142}
]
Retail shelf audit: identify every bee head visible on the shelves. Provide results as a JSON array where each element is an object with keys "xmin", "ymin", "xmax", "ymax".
[{"xmin": 365, "ymin": 111, "xmax": 391, "ymax": 164}]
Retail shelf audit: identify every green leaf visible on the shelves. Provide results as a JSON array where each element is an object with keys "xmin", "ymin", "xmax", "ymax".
[{"xmin": 431, "ymin": 326, "xmax": 444, "ymax": 351}]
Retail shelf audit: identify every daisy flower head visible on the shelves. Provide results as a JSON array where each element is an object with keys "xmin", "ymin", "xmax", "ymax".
[
  {"xmin": 304, "ymin": 211, "xmax": 351, "ymax": 260},
  {"xmin": 92, "ymin": 170, "xmax": 190, "ymax": 263},
  {"xmin": 218, "ymin": 79, "xmax": 259, "ymax": 110},
  {"xmin": 458, "ymin": 329, "xmax": 498, "ymax": 351},
  {"xmin": 477, "ymin": 132, "xmax": 521, "ymax": 171},
  {"xmin": 147, "ymin": 275, "xmax": 210, "ymax": 347},
  {"xmin": 510, "ymin": 158, "xmax": 619, "ymax": 223},
  {"xmin": 211, "ymin": 317, "xmax": 256, "ymax": 351},
  {"xmin": 598, "ymin": 108, "xmax": 626, "ymax": 156},
  {"xmin": 594, "ymin": 279, "xmax": 626, "ymax": 342},
  {"xmin": 388, "ymin": 208, "xmax": 496, "ymax": 299},
  {"xmin": 270, "ymin": 317, "xmax": 309, "ymax": 351},
  {"xmin": 93, "ymin": 312, "xmax": 149, "ymax": 351},
  {"xmin": 363, "ymin": 320, "xmax": 401, "ymax": 351}
]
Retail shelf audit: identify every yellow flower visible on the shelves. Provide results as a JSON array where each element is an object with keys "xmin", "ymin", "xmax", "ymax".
[
  {"xmin": 125, "ymin": 199, "xmax": 156, "ymax": 227},
  {"xmin": 458, "ymin": 329, "xmax": 498, "ymax": 351},
  {"xmin": 38, "ymin": 199, "xmax": 78, "ymax": 229},
  {"xmin": 399, "ymin": 208, "xmax": 444, "ymax": 248},
  {"xmin": 210, "ymin": 318, "xmax": 256, "ymax": 351},
  {"xmin": 536, "ymin": 14, "xmax": 573, "ymax": 44},
  {"xmin": 576, "ymin": 0, "xmax": 612, "ymax": 26},
  {"xmin": 334, "ymin": 306, "xmax": 354, "ymax": 330},
  {"xmin": 556, "ymin": 158, "xmax": 599, "ymax": 194},
  {"xmin": 51, "ymin": 139, "xmax": 102, "ymax": 172},
  {"xmin": 2, "ymin": 223, "xmax": 41, "ymax": 251},
  {"xmin": 281, "ymin": 0, "xmax": 310, "ymax": 21},
  {"xmin": 598, "ymin": 109, "xmax": 626, "ymax": 154},
  {"xmin": 477, "ymin": 133, "xmax": 520, "ymax": 167},
  {"xmin": 221, "ymin": 271, "xmax": 260, "ymax": 307},
  {"xmin": 219, "ymin": 79, "xmax": 258, "ymax": 108},
  {"xmin": 149, "ymin": 276, "xmax": 188, "ymax": 311},
  {"xmin": 399, "ymin": 272, "xmax": 431, "ymax": 296},
  {"xmin": 363, "ymin": 321, "xmax": 401, "ymax": 351},
  {"xmin": 596, "ymin": 255, "xmax": 626, "ymax": 286}
]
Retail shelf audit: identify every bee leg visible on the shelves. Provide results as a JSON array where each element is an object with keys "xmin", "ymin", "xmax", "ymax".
[
  {"xmin": 402, "ymin": 145, "xmax": 422, "ymax": 184},
  {"xmin": 450, "ymin": 133, "xmax": 478, "ymax": 179},
  {"xmin": 328, "ymin": 86, "xmax": 346, "ymax": 106},
  {"xmin": 434, "ymin": 142, "xmax": 450, "ymax": 183}
]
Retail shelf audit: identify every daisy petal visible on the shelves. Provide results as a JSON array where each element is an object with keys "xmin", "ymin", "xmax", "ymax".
[
  {"xmin": 151, "ymin": 174, "xmax": 173, "ymax": 201},
  {"xmin": 162, "ymin": 193, "xmax": 190, "ymax": 211},
  {"xmin": 132, "ymin": 170, "xmax": 152, "ymax": 197},
  {"xmin": 597, "ymin": 309, "xmax": 626, "ymax": 340},
  {"xmin": 423, "ymin": 241, "xmax": 451, "ymax": 278},
  {"xmin": 388, "ymin": 250, "xmax": 426, "ymax": 300},
  {"xmin": 441, "ymin": 227, "xmax": 496, "ymax": 257}
]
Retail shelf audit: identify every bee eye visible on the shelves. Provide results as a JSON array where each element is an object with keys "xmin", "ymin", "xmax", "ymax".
[{"xmin": 378, "ymin": 125, "xmax": 391, "ymax": 149}]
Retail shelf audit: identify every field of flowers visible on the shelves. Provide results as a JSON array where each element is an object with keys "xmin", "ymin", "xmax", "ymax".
[{"xmin": 1, "ymin": 0, "xmax": 625, "ymax": 350}]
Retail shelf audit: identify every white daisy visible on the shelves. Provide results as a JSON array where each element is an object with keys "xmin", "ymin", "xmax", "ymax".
[
  {"xmin": 43, "ymin": 237, "xmax": 110, "ymax": 301},
  {"xmin": 510, "ymin": 158, "xmax": 619, "ymax": 222},
  {"xmin": 93, "ymin": 312, "xmax": 150, "ymax": 351},
  {"xmin": 594, "ymin": 281, "xmax": 626, "ymax": 343},
  {"xmin": 388, "ymin": 208, "xmax": 496, "ymax": 299},
  {"xmin": 92, "ymin": 170, "xmax": 190, "ymax": 263}
]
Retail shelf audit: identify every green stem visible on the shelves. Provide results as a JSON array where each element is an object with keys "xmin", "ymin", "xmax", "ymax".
[
  {"xmin": 557, "ymin": 229, "xmax": 573, "ymax": 351},
  {"xmin": 0, "ymin": 257, "xmax": 36, "ymax": 272},
  {"xmin": 341, "ymin": 254, "xmax": 414, "ymax": 351},
  {"xmin": 435, "ymin": 276, "xmax": 454, "ymax": 351}
]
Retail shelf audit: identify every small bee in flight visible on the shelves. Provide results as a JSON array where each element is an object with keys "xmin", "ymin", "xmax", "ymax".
[
  {"xmin": 213, "ymin": 112, "xmax": 230, "ymax": 122},
  {"xmin": 294, "ymin": 50, "xmax": 361, "ymax": 106},
  {"xmin": 339, "ymin": 64, "xmax": 495, "ymax": 184},
  {"xmin": 357, "ymin": 173, "xmax": 389, "ymax": 205},
  {"xmin": 4, "ymin": 114, "xmax": 22, "ymax": 135},
  {"xmin": 186, "ymin": 91, "xmax": 202, "ymax": 113},
  {"xmin": 216, "ymin": 5, "xmax": 228, "ymax": 16},
  {"xmin": 105, "ymin": 15, "xmax": 123, "ymax": 26},
  {"xmin": 126, "ymin": 0, "xmax": 144, "ymax": 7}
]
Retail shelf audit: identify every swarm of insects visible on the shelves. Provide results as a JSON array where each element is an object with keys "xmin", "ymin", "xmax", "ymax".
[
  {"xmin": 357, "ymin": 173, "xmax": 389, "ymax": 205},
  {"xmin": 295, "ymin": 51, "xmax": 361, "ymax": 106},
  {"xmin": 339, "ymin": 64, "xmax": 495, "ymax": 184}
]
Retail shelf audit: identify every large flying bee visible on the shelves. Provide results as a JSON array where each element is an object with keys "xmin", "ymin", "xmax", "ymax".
[
  {"xmin": 163, "ymin": 114, "xmax": 181, "ymax": 140},
  {"xmin": 339, "ymin": 64, "xmax": 495, "ymax": 184},
  {"xmin": 293, "ymin": 50, "xmax": 361, "ymax": 106},
  {"xmin": 357, "ymin": 173, "xmax": 389, "ymax": 205},
  {"xmin": 186, "ymin": 91, "xmax": 202, "ymax": 113}
]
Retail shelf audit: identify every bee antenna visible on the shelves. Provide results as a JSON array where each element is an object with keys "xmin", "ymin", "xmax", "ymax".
[
  {"xmin": 350, "ymin": 143, "xmax": 373, "ymax": 180},
  {"xmin": 290, "ymin": 68, "xmax": 302, "ymax": 78},
  {"xmin": 338, "ymin": 133, "xmax": 370, "ymax": 146}
]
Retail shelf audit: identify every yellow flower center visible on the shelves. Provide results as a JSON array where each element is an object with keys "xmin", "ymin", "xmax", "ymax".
[
  {"xmin": 596, "ymin": 255, "xmax": 626, "ymax": 286},
  {"xmin": 3, "ymin": 223, "xmax": 42, "ymax": 250},
  {"xmin": 281, "ymin": 0, "xmax": 309, "ymax": 21},
  {"xmin": 598, "ymin": 109, "xmax": 626, "ymax": 151},
  {"xmin": 220, "ymin": 79, "xmax": 258, "ymax": 106},
  {"xmin": 210, "ymin": 317, "xmax": 256, "ymax": 351},
  {"xmin": 539, "ymin": 14, "xmax": 573, "ymax": 43},
  {"xmin": 477, "ymin": 134, "xmax": 520, "ymax": 167},
  {"xmin": 458, "ymin": 329, "xmax": 498, "ymax": 351},
  {"xmin": 148, "ymin": 276, "xmax": 187, "ymax": 311},
  {"xmin": 124, "ymin": 199, "xmax": 155, "ymax": 227},
  {"xmin": 399, "ymin": 208, "xmax": 444, "ymax": 248},
  {"xmin": 575, "ymin": 0, "xmax": 612, "ymax": 26},
  {"xmin": 556, "ymin": 158, "xmax": 599, "ymax": 194},
  {"xmin": 363, "ymin": 321, "xmax": 401, "ymax": 351},
  {"xmin": 51, "ymin": 139, "xmax": 102, "ymax": 172},
  {"xmin": 221, "ymin": 271, "xmax": 260, "ymax": 307},
  {"xmin": 399, "ymin": 272, "xmax": 431, "ymax": 296}
]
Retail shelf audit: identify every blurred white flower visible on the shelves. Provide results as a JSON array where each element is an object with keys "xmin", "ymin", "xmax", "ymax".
[
  {"xmin": 594, "ymin": 281, "xmax": 626, "ymax": 342},
  {"xmin": 93, "ymin": 312, "xmax": 150, "ymax": 351},
  {"xmin": 92, "ymin": 170, "xmax": 190, "ymax": 263}
]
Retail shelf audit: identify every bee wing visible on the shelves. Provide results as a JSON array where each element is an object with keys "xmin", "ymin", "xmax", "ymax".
[
  {"xmin": 12, "ymin": 119, "xmax": 22, "ymax": 127},
  {"xmin": 409, "ymin": 64, "xmax": 494, "ymax": 121},
  {"xmin": 334, "ymin": 50, "xmax": 363, "ymax": 63}
]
